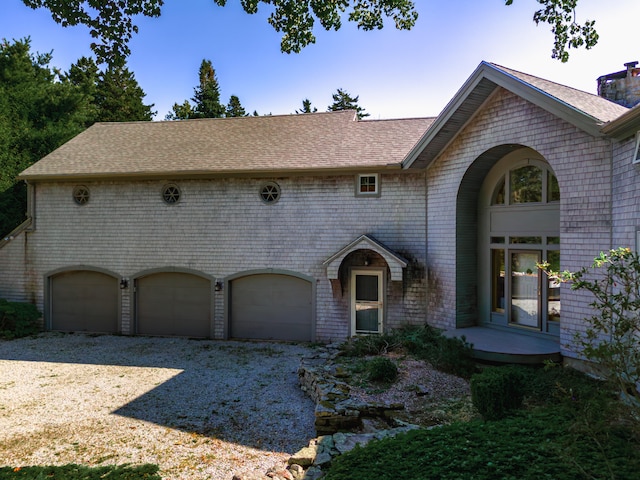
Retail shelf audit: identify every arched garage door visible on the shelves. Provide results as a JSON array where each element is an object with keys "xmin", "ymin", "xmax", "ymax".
[
  {"xmin": 230, "ymin": 274, "xmax": 312, "ymax": 341},
  {"xmin": 50, "ymin": 270, "xmax": 118, "ymax": 333},
  {"xmin": 136, "ymin": 272, "xmax": 212, "ymax": 338}
]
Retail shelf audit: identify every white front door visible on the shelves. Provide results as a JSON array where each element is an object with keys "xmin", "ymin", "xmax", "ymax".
[{"xmin": 351, "ymin": 269, "xmax": 384, "ymax": 335}]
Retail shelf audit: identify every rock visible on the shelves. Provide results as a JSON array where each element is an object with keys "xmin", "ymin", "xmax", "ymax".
[
  {"xmin": 288, "ymin": 446, "xmax": 318, "ymax": 467},
  {"xmin": 415, "ymin": 384, "xmax": 430, "ymax": 396},
  {"xmin": 266, "ymin": 466, "xmax": 294, "ymax": 480},
  {"xmin": 314, "ymin": 452, "xmax": 332, "ymax": 466},
  {"xmin": 333, "ymin": 433, "xmax": 376, "ymax": 454},
  {"xmin": 288, "ymin": 464, "xmax": 305, "ymax": 480},
  {"xmin": 303, "ymin": 466, "xmax": 324, "ymax": 480}
]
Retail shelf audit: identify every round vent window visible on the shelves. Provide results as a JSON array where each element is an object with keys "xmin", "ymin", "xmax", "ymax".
[
  {"xmin": 73, "ymin": 186, "xmax": 90, "ymax": 205},
  {"xmin": 260, "ymin": 182, "xmax": 281, "ymax": 204},
  {"xmin": 162, "ymin": 184, "xmax": 181, "ymax": 204}
]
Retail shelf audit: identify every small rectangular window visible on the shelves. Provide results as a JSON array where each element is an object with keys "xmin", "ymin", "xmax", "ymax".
[
  {"xmin": 356, "ymin": 174, "xmax": 379, "ymax": 196},
  {"xmin": 634, "ymin": 131, "xmax": 640, "ymax": 165},
  {"xmin": 510, "ymin": 236, "xmax": 542, "ymax": 245}
]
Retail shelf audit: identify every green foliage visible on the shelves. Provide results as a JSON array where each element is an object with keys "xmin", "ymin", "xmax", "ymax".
[
  {"xmin": 325, "ymin": 367, "xmax": 637, "ymax": 480},
  {"xmin": 296, "ymin": 98, "xmax": 317, "ymax": 114},
  {"xmin": 506, "ymin": 0, "xmax": 598, "ymax": 62},
  {"xmin": 167, "ymin": 59, "xmax": 225, "ymax": 120},
  {"xmin": 541, "ymin": 247, "xmax": 640, "ymax": 424},
  {"xmin": 226, "ymin": 95, "xmax": 247, "ymax": 117},
  {"xmin": 0, "ymin": 38, "xmax": 89, "ymax": 236},
  {"xmin": 0, "ymin": 299, "xmax": 41, "ymax": 339},
  {"xmin": 328, "ymin": 88, "xmax": 369, "ymax": 119},
  {"xmin": 0, "ymin": 463, "xmax": 161, "ymax": 479},
  {"xmin": 470, "ymin": 366, "xmax": 527, "ymax": 420},
  {"xmin": 365, "ymin": 356, "xmax": 398, "ymax": 383},
  {"xmin": 339, "ymin": 325, "xmax": 476, "ymax": 378}
]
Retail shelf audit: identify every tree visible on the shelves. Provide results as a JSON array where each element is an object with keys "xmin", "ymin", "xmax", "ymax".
[
  {"xmin": 167, "ymin": 59, "xmax": 225, "ymax": 120},
  {"xmin": 0, "ymin": 38, "xmax": 89, "ymax": 235},
  {"xmin": 20, "ymin": 1, "xmax": 596, "ymax": 66},
  {"xmin": 296, "ymin": 98, "xmax": 317, "ymax": 114},
  {"xmin": 328, "ymin": 89, "xmax": 369, "ymax": 119},
  {"xmin": 68, "ymin": 57, "xmax": 155, "ymax": 123},
  {"xmin": 226, "ymin": 95, "xmax": 247, "ymax": 117}
]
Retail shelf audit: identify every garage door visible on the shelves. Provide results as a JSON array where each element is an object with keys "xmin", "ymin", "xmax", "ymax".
[
  {"xmin": 136, "ymin": 272, "xmax": 211, "ymax": 337},
  {"xmin": 50, "ymin": 270, "xmax": 118, "ymax": 333},
  {"xmin": 230, "ymin": 274, "xmax": 312, "ymax": 341}
]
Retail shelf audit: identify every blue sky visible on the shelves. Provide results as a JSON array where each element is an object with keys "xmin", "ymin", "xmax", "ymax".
[{"xmin": 1, "ymin": 0, "xmax": 639, "ymax": 120}]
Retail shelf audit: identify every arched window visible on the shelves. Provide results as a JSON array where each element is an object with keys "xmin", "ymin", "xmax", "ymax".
[{"xmin": 491, "ymin": 164, "xmax": 559, "ymax": 206}]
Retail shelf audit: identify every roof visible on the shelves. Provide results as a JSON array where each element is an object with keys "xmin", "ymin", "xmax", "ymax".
[
  {"xmin": 404, "ymin": 62, "xmax": 629, "ymax": 169},
  {"xmin": 19, "ymin": 110, "xmax": 434, "ymax": 181}
]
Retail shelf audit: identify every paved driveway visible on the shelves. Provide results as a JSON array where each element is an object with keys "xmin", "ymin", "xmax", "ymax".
[{"xmin": 0, "ymin": 333, "xmax": 316, "ymax": 479}]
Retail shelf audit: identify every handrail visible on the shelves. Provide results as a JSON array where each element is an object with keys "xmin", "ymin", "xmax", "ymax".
[{"xmin": 0, "ymin": 219, "xmax": 33, "ymax": 250}]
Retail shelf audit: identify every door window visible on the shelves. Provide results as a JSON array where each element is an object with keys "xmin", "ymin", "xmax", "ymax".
[{"xmin": 351, "ymin": 270, "xmax": 384, "ymax": 334}]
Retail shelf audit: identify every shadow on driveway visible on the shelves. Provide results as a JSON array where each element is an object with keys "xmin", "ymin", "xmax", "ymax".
[{"xmin": 0, "ymin": 333, "xmax": 316, "ymax": 452}]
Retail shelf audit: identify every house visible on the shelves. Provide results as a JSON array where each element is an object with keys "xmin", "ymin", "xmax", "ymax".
[{"xmin": 1, "ymin": 60, "xmax": 640, "ymax": 365}]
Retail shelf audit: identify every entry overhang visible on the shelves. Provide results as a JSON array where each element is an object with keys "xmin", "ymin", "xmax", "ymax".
[{"xmin": 323, "ymin": 234, "xmax": 408, "ymax": 281}]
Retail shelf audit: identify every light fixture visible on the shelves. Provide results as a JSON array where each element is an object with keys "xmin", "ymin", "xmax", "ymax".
[
  {"xmin": 119, "ymin": 278, "xmax": 129, "ymax": 289},
  {"xmin": 215, "ymin": 281, "xmax": 223, "ymax": 292}
]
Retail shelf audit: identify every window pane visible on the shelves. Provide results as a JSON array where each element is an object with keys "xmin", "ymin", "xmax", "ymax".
[
  {"xmin": 547, "ymin": 236, "xmax": 560, "ymax": 245},
  {"xmin": 548, "ymin": 172, "xmax": 560, "ymax": 202},
  {"xmin": 359, "ymin": 175, "xmax": 377, "ymax": 193},
  {"xmin": 510, "ymin": 236, "xmax": 542, "ymax": 245},
  {"xmin": 491, "ymin": 249, "xmax": 505, "ymax": 313},
  {"xmin": 491, "ymin": 236, "xmax": 505, "ymax": 244},
  {"xmin": 510, "ymin": 251, "xmax": 540, "ymax": 327},
  {"xmin": 547, "ymin": 251, "xmax": 561, "ymax": 322},
  {"xmin": 492, "ymin": 176, "xmax": 505, "ymax": 205},
  {"xmin": 356, "ymin": 275, "xmax": 379, "ymax": 302},
  {"xmin": 356, "ymin": 306, "xmax": 379, "ymax": 332},
  {"xmin": 510, "ymin": 166, "xmax": 542, "ymax": 203}
]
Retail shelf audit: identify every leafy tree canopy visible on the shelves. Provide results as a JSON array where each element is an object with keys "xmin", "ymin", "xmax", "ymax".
[
  {"xmin": 166, "ymin": 59, "xmax": 226, "ymax": 120},
  {"xmin": 21, "ymin": 0, "xmax": 597, "ymax": 66},
  {"xmin": 296, "ymin": 98, "xmax": 317, "ymax": 114}
]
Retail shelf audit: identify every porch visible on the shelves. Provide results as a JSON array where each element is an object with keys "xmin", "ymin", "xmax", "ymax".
[{"xmin": 444, "ymin": 327, "xmax": 561, "ymax": 365}]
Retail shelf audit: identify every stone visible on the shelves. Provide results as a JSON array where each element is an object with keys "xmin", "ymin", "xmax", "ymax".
[
  {"xmin": 266, "ymin": 467, "xmax": 294, "ymax": 480},
  {"xmin": 302, "ymin": 466, "xmax": 324, "ymax": 480},
  {"xmin": 314, "ymin": 452, "xmax": 332, "ymax": 466},
  {"xmin": 288, "ymin": 464, "xmax": 305, "ymax": 480},
  {"xmin": 415, "ymin": 384, "xmax": 430, "ymax": 396},
  {"xmin": 288, "ymin": 446, "xmax": 318, "ymax": 467}
]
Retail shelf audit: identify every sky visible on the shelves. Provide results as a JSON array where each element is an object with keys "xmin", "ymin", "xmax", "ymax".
[{"xmin": 1, "ymin": 0, "xmax": 639, "ymax": 120}]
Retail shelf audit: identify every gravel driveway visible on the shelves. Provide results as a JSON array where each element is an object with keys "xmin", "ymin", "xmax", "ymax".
[{"xmin": 0, "ymin": 333, "xmax": 316, "ymax": 479}]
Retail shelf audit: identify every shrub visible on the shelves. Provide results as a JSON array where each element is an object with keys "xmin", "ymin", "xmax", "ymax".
[
  {"xmin": 0, "ymin": 464, "xmax": 161, "ymax": 479},
  {"xmin": 365, "ymin": 356, "xmax": 398, "ymax": 383},
  {"xmin": 0, "ymin": 299, "xmax": 41, "ymax": 339},
  {"xmin": 470, "ymin": 366, "xmax": 528, "ymax": 420},
  {"xmin": 540, "ymin": 247, "xmax": 640, "ymax": 425}
]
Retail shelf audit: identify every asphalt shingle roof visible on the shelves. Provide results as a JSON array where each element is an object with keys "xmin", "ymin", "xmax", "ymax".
[
  {"xmin": 491, "ymin": 63, "xmax": 629, "ymax": 122},
  {"xmin": 19, "ymin": 111, "xmax": 434, "ymax": 180}
]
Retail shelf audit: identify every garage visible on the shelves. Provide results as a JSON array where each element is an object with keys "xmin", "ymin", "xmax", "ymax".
[
  {"xmin": 135, "ymin": 272, "xmax": 212, "ymax": 338},
  {"xmin": 230, "ymin": 273, "xmax": 313, "ymax": 341},
  {"xmin": 50, "ymin": 270, "xmax": 119, "ymax": 333}
]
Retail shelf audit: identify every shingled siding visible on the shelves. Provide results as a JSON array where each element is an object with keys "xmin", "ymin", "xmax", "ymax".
[
  {"xmin": 0, "ymin": 172, "xmax": 426, "ymax": 341},
  {"xmin": 425, "ymin": 88, "xmax": 613, "ymax": 359},
  {"xmin": 611, "ymin": 136, "xmax": 640, "ymax": 250}
]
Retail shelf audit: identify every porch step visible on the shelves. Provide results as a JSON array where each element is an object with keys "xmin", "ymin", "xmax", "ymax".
[{"xmin": 443, "ymin": 327, "xmax": 561, "ymax": 365}]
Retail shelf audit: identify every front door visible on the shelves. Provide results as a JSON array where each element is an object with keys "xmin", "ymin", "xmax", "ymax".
[
  {"xmin": 510, "ymin": 250, "xmax": 541, "ymax": 328},
  {"xmin": 351, "ymin": 269, "xmax": 384, "ymax": 335}
]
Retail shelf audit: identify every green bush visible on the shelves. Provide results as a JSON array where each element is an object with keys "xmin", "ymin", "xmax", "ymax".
[
  {"xmin": 365, "ymin": 357, "xmax": 398, "ymax": 383},
  {"xmin": 0, "ymin": 299, "xmax": 41, "ymax": 339},
  {"xmin": 339, "ymin": 325, "xmax": 477, "ymax": 379},
  {"xmin": 324, "ymin": 408, "xmax": 640, "ymax": 480},
  {"xmin": 0, "ymin": 464, "xmax": 161, "ymax": 479},
  {"xmin": 470, "ymin": 366, "xmax": 528, "ymax": 420}
]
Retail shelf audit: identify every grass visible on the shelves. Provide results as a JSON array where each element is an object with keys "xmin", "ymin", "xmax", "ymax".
[{"xmin": 0, "ymin": 464, "xmax": 161, "ymax": 479}]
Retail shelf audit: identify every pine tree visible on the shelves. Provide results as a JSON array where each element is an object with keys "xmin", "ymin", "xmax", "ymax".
[
  {"xmin": 226, "ymin": 95, "xmax": 247, "ymax": 117},
  {"xmin": 296, "ymin": 98, "xmax": 317, "ymax": 114},
  {"xmin": 328, "ymin": 88, "xmax": 369, "ymax": 119},
  {"xmin": 192, "ymin": 59, "xmax": 225, "ymax": 119},
  {"xmin": 94, "ymin": 65, "xmax": 155, "ymax": 122}
]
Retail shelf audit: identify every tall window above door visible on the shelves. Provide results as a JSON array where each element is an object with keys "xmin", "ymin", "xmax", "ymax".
[{"xmin": 491, "ymin": 163, "xmax": 559, "ymax": 206}]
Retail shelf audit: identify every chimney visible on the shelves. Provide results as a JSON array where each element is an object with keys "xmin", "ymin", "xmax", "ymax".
[{"xmin": 597, "ymin": 60, "xmax": 640, "ymax": 108}]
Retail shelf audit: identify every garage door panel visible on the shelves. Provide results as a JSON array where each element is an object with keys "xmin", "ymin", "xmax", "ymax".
[
  {"xmin": 137, "ymin": 272, "xmax": 211, "ymax": 338},
  {"xmin": 51, "ymin": 271, "xmax": 118, "ymax": 333},
  {"xmin": 231, "ymin": 274, "xmax": 312, "ymax": 342}
]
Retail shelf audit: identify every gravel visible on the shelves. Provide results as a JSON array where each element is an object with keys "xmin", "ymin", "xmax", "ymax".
[{"xmin": 0, "ymin": 333, "xmax": 316, "ymax": 479}]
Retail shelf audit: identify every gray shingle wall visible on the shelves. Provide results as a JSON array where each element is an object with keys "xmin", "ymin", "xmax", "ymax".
[
  {"xmin": 612, "ymin": 136, "xmax": 639, "ymax": 249},
  {"xmin": 425, "ymin": 88, "xmax": 613, "ymax": 358},
  {"xmin": 0, "ymin": 172, "xmax": 426, "ymax": 341}
]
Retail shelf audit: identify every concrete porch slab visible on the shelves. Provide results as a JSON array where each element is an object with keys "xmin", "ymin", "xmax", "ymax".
[{"xmin": 443, "ymin": 326, "xmax": 561, "ymax": 365}]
